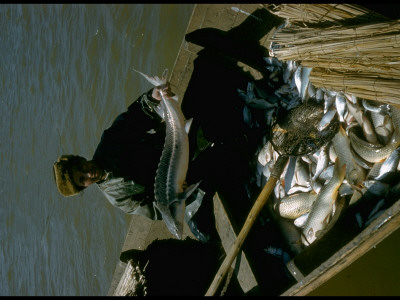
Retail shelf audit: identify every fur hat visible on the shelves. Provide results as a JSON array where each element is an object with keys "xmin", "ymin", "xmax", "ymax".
[{"xmin": 53, "ymin": 155, "xmax": 85, "ymax": 197}]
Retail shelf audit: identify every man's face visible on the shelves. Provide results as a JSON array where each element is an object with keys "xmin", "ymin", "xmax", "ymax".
[{"xmin": 72, "ymin": 159, "xmax": 106, "ymax": 188}]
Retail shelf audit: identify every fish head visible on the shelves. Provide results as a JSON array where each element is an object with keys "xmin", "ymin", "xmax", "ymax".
[{"xmin": 348, "ymin": 167, "xmax": 365, "ymax": 185}]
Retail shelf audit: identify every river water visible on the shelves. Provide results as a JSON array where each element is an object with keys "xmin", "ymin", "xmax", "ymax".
[{"xmin": 0, "ymin": 4, "xmax": 194, "ymax": 296}]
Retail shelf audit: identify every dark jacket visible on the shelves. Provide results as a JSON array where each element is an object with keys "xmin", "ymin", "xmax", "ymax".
[{"xmin": 92, "ymin": 90, "xmax": 165, "ymax": 219}]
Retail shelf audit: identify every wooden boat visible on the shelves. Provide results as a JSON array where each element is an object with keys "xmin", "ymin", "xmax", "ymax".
[{"xmin": 108, "ymin": 4, "xmax": 400, "ymax": 296}]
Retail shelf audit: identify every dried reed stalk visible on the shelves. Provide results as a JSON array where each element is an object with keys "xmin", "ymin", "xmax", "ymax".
[
  {"xmin": 271, "ymin": 31, "xmax": 400, "ymax": 61},
  {"xmin": 263, "ymin": 4, "xmax": 389, "ymax": 25},
  {"xmin": 271, "ymin": 20, "xmax": 400, "ymax": 46},
  {"xmin": 264, "ymin": 4, "xmax": 399, "ymax": 106},
  {"xmin": 309, "ymin": 68, "xmax": 400, "ymax": 105},
  {"xmin": 300, "ymin": 59, "xmax": 400, "ymax": 79}
]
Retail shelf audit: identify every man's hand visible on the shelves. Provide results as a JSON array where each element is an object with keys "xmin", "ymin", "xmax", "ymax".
[{"xmin": 151, "ymin": 82, "xmax": 175, "ymax": 101}]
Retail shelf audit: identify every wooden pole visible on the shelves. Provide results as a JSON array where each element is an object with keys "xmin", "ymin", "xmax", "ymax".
[{"xmin": 205, "ymin": 176, "xmax": 278, "ymax": 296}]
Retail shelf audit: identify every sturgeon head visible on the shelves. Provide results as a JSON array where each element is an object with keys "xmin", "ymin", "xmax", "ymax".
[{"xmin": 134, "ymin": 68, "xmax": 199, "ymax": 239}]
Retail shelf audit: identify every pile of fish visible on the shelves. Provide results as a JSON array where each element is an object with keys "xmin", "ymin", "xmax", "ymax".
[{"xmin": 238, "ymin": 57, "xmax": 400, "ymax": 254}]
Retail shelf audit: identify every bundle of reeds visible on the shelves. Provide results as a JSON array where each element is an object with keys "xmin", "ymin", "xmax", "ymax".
[
  {"xmin": 270, "ymin": 19, "xmax": 400, "ymax": 61},
  {"xmin": 300, "ymin": 58, "xmax": 400, "ymax": 80},
  {"xmin": 310, "ymin": 68, "xmax": 400, "ymax": 105},
  {"xmin": 263, "ymin": 4, "xmax": 389, "ymax": 26},
  {"xmin": 265, "ymin": 5, "xmax": 400, "ymax": 104},
  {"xmin": 270, "ymin": 19, "xmax": 400, "ymax": 47}
]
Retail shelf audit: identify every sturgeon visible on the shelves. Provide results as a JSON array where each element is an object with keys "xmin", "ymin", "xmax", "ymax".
[{"xmin": 134, "ymin": 68, "xmax": 200, "ymax": 239}]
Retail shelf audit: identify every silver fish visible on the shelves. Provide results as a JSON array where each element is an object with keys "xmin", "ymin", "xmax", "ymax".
[
  {"xmin": 301, "ymin": 158, "xmax": 346, "ymax": 246},
  {"xmin": 311, "ymin": 145, "xmax": 329, "ymax": 182},
  {"xmin": 375, "ymin": 125, "xmax": 391, "ymax": 146},
  {"xmin": 349, "ymin": 130, "xmax": 400, "ymax": 163},
  {"xmin": 275, "ymin": 192, "xmax": 318, "ymax": 219},
  {"xmin": 332, "ymin": 126, "xmax": 365, "ymax": 185},
  {"xmin": 263, "ymin": 160, "xmax": 275, "ymax": 181},
  {"xmin": 284, "ymin": 156, "xmax": 297, "ymax": 193},
  {"xmin": 319, "ymin": 164, "xmax": 334, "ymax": 182},
  {"xmin": 310, "ymin": 179, "xmax": 323, "ymax": 194},
  {"xmin": 315, "ymin": 88, "xmax": 324, "ymax": 103},
  {"xmin": 367, "ymin": 161, "xmax": 383, "ymax": 180},
  {"xmin": 135, "ymin": 68, "xmax": 200, "ymax": 239},
  {"xmin": 362, "ymin": 99, "xmax": 390, "ymax": 115},
  {"xmin": 318, "ymin": 108, "xmax": 337, "ymax": 131},
  {"xmin": 323, "ymin": 94, "xmax": 335, "ymax": 114},
  {"xmin": 263, "ymin": 56, "xmax": 283, "ymax": 68},
  {"xmin": 300, "ymin": 67, "xmax": 312, "ymax": 100},
  {"xmin": 308, "ymin": 82, "xmax": 316, "ymax": 99},
  {"xmin": 350, "ymin": 146, "xmax": 374, "ymax": 170},
  {"xmin": 361, "ymin": 114, "xmax": 379, "ymax": 145},
  {"xmin": 346, "ymin": 99, "xmax": 363, "ymax": 125},
  {"xmin": 374, "ymin": 146, "xmax": 400, "ymax": 181},
  {"xmin": 347, "ymin": 99, "xmax": 381, "ymax": 145},
  {"xmin": 274, "ymin": 178, "xmax": 286, "ymax": 200},
  {"xmin": 294, "ymin": 213, "xmax": 309, "ymax": 228},
  {"xmin": 287, "ymin": 184, "xmax": 313, "ymax": 195},
  {"xmin": 283, "ymin": 60, "xmax": 294, "ymax": 85},
  {"xmin": 339, "ymin": 182, "xmax": 355, "ymax": 197},
  {"xmin": 328, "ymin": 144, "xmax": 337, "ymax": 163},
  {"xmin": 268, "ymin": 200, "xmax": 304, "ymax": 256},
  {"xmin": 294, "ymin": 65, "xmax": 302, "ymax": 95},
  {"xmin": 294, "ymin": 156, "xmax": 310, "ymax": 187},
  {"xmin": 257, "ymin": 140, "xmax": 273, "ymax": 166},
  {"xmin": 335, "ymin": 93, "xmax": 347, "ymax": 122}
]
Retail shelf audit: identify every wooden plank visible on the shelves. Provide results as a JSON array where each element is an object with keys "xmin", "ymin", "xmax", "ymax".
[
  {"xmin": 108, "ymin": 260, "xmax": 128, "ymax": 296},
  {"xmin": 121, "ymin": 215, "xmax": 195, "ymax": 253},
  {"xmin": 112, "ymin": 260, "xmax": 136, "ymax": 296},
  {"xmin": 282, "ymin": 199, "xmax": 400, "ymax": 296},
  {"xmin": 213, "ymin": 193, "xmax": 258, "ymax": 293}
]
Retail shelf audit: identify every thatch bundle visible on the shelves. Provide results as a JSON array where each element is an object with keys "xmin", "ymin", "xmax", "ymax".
[
  {"xmin": 269, "ymin": 19, "xmax": 400, "ymax": 61},
  {"xmin": 299, "ymin": 58, "xmax": 400, "ymax": 79},
  {"xmin": 264, "ymin": 4, "xmax": 400, "ymax": 104},
  {"xmin": 309, "ymin": 68, "xmax": 400, "ymax": 105},
  {"xmin": 269, "ymin": 19, "xmax": 400, "ymax": 47},
  {"xmin": 263, "ymin": 4, "xmax": 389, "ymax": 26}
]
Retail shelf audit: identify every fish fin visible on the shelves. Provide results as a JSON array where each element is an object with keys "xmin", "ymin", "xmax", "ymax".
[
  {"xmin": 314, "ymin": 229, "xmax": 323, "ymax": 239},
  {"xmin": 184, "ymin": 118, "xmax": 193, "ymax": 134},
  {"xmin": 155, "ymin": 201, "xmax": 184, "ymax": 239},
  {"xmin": 301, "ymin": 228, "xmax": 313, "ymax": 246},
  {"xmin": 161, "ymin": 69, "xmax": 168, "ymax": 81},
  {"xmin": 333, "ymin": 157, "xmax": 346, "ymax": 180},
  {"xmin": 322, "ymin": 212, "xmax": 332, "ymax": 226},
  {"xmin": 133, "ymin": 68, "xmax": 167, "ymax": 86},
  {"xmin": 180, "ymin": 181, "xmax": 202, "ymax": 202}
]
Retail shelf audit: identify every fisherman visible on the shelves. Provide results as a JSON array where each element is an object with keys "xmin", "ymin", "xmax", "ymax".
[
  {"xmin": 53, "ymin": 80, "xmax": 254, "ymax": 243},
  {"xmin": 53, "ymin": 84, "xmax": 172, "ymax": 218}
]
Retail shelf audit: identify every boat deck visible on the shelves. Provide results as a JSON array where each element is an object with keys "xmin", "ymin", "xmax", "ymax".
[{"xmin": 108, "ymin": 4, "xmax": 400, "ymax": 296}]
